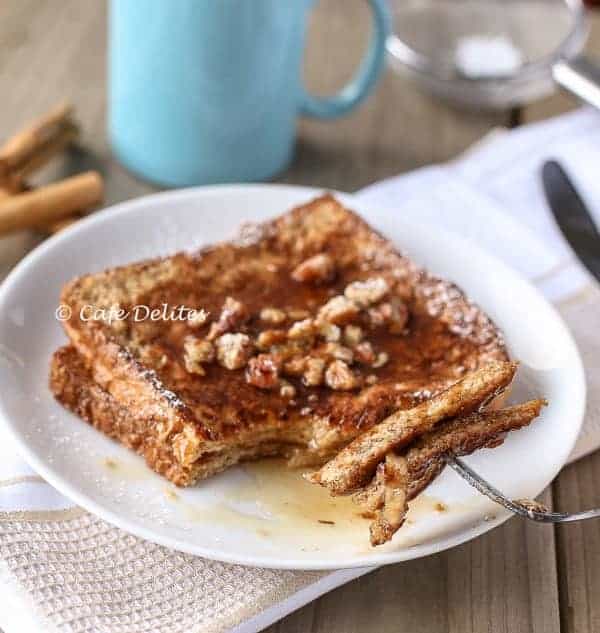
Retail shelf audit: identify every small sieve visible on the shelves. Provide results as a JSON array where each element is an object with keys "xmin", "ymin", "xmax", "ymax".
[{"xmin": 387, "ymin": 0, "xmax": 600, "ymax": 109}]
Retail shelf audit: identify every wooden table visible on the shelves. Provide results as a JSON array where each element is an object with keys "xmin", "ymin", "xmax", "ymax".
[{"xmin": 1, "ymin": 2, "xmax": 600, "ymax": 632}]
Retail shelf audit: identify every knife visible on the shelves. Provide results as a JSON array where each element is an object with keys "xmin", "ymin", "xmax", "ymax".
[{"xmin": 542, "ymin": 160, "xmax": 600, "ymax": 284}]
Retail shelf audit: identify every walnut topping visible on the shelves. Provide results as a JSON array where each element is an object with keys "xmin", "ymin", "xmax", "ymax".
[
  {"xmin": 368, "ymin": 298, "xmax": 408, "ymax": 333},
  {"xmin": 184, "ymin": 336, "xmax": 215, "ymax": 363},
  {"xmin": 323, "ymin": 342, "xmax": 354, "ymax": 364},
  {"xmin": 318, "ymin": 321, "xmax": 341, "ymax": 342},
  {"xmin": 303, "ymin": 357, "xmax": 326, "ymax": 386},
  {"xmin": 287, "ymin": 308, "xmax": 311, "ymax": 321},
  {"xmin": 208, "ymin": 297, "xmax": 248, "ymax": 340},
  {"xmin": 354, "ymin": 341, "xmax": 376, "ymax": 365},
  {"xmin": 183, "ymin": 336, "xmax": 215, "ymax": 375},
  {"xmin": 317, "ymin": 296, "xmax": 359, "ymax": 325},
  {"xmin": 388, "ymin": 299, "xmax": 409, "ymax": 334},
  {"xmin": 325, "ymin": 360, "xmax": 358, "ymax": 390},
  {"xmin": 215, "ymin": 333, "xmax": 253, "ymax": 370},
  {"xmin": 343, "ymin": 324, "xmax": 364, "ymax": 346},
  {"xmin": 344, "ymin": 277, "xmax": 389, "ymax": 307},
  {"xmin": 291, "ymin": 253, "xmax": 335, "ymax": 284},
  {"xmin": 186, "ymin": 309, "xmax": 209, "ymax": 328},
  {"xmin": 366, "ymin": 374, "xmax": 378, "ymax": 385},
  {"xmin": 256, "ymin": 329, "xmax": 287, "ymax": 351},
  {"xmin": 279, "ymin": 380, "xmax": 297, "ymax": 398},
  {"xmin": 283, "ymin": 356, "xmax": 306, "ymax": 376},
  {"xmin": 260, "ymin": 307, "xmax": 286, "ymax": 325},
  {"xmin": 288, "ymin": 318, "xmax": 315, "ymax": 340},
  {"xmin": 246, "ymin": 354, "xmax": 280, "ymax": 389},
  {"xmin": 373, "ymin": 351, "xmax": 389, "ymax": 368}
]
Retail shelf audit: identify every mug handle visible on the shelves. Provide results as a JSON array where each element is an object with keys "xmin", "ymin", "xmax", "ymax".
[{"xmin": 300, "ymin": 0, "xmax": 391, "ymax": 119}]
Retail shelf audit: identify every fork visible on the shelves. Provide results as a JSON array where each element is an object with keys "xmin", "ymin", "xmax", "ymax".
[{"xmin": 446, "ymin": 456, "xmax": 600, "ymax": 523}]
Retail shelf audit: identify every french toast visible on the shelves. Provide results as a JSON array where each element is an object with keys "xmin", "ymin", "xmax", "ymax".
[
  {"xmin": 52, "ymin": 195, "xmax": 509, "ymax": 486},
  {"xmin": 308, "ymin": 360, "xmax": 518, "ymax": 495},
  {"xmin": 354, "ymin": 397, "xmax": 545, "ymax": 545}
]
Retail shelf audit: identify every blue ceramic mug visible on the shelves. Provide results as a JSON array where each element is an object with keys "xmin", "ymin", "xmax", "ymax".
[{"xmin": 108, "ymin": 0, "xmax": 390, "ymax": 187}]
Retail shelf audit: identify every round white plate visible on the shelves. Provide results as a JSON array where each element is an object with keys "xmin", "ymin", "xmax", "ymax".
[{"xmin": 0, "ymin": 185, "xmax": 585, "ymax": 570}]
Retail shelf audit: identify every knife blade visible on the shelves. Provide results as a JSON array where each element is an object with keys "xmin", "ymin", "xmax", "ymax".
[{"xmin": 542, "ymin": 159, "xmax": 600, "ymax": 284}]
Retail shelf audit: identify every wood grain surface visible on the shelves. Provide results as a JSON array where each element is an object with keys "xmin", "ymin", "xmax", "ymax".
[{"xmin": 0, "ymin": 2, "xmax": 599, "ymax": 632}]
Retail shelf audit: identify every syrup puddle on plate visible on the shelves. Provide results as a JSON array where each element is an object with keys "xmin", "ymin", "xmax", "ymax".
[
  {"xmin": 100, "ymin": 456, "xmax": 152, "ymax": 481},
  {"xmin": 166, "ymin": 458, "xmax": 372, "ymax": 549},
  {"xmin": 102, "ymin": 456, "xmax": 479, "ymax": 550},
  {"xmin": 167, "ymin": 459, "xmax": 465, "ymax": 550}
]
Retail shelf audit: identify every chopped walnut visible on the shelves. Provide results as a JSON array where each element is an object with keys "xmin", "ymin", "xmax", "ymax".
[
  {"xmin": 317, "ymin": 295, "xmax": 359, "ymax": 325},
  {"xmin": 325, "ymin": 360, "xmax": 358, "ymax": 390},
  {"xmin": 287, "ymin": 308, "xmax": 311, "ymax": 321},
  {"xmin": 184, "ymin": 336, "xmax": 215, "ymax": 363},
  {"xmin": 366, "ymin": 374, "xmax": 378, "ymax": 385},
  {"xmin": 343, "ymin": 324, "xmax": 364, "ymax": 346},
  {"xmin": 279, "ymin": 380, "xmax": 297, "ymax": 398},
  {"xmin": 354, "ymin": 341, "xmax": 376, "ymax": 365},
  {"xmin": 303, "ymin": 357, "xmax": 326, "ymax": 386},
  {"xmin": 270, "ymin": 340, "xmax": 308, "ymax": 363},
  {"xmin": 260, "ymin": 307, "xmax": 287, "ymax": 325},
  {"xmin": 215, "ymin": 333, "xmax": 253, "ymax": 370},
  {"xmin": 208, "ymin": 297, "xmax": 248, "ymax": 340},
  {"xmin": 283, "ymin": 356, "xmax": 306, "ymax": 376},
  {"xmin": 368, "ymin": 298, "xmax": 408, "ymax": 333},
  {"xmin": 387, "ymin": 299, "xmax": 409, "ymax": 334},
  {"xmin": 372, "ymin": 351, "xmax": 389, "ymax": 368},
  {"xmin": 368, "ymin": 306, "xmax": 385, "ymax": 328},
  {"xmin": 291, "ymin": 253, "xmax": 335, "ymax": 284},
  {"xmin": 323, "ymin": 342, "xmax": 354, "ymax": 364},
  {"xmin": 246, "ymin": 354, "xmax": 280, "ymax": 389},
  {"xmin": 183, "ymin": 336, "xmax": 215, "ymax": 375},
  {"xmin": 288, "ymin": 318, "xmax": 315, "ymax": 340},
  {"xmin": 256, "ymin": 329, "xmax": 287, "ymax": 351},
  {"xmin": 318, "ymin": 321, "xmax": 341, "ymax": 342},
  {"xmin": 186, "ymin": 309, "xmax": 209, "ymax": 328},
  {"xmin": 344, "ymin": 277, "xmax": 389, "ymax": 307}
]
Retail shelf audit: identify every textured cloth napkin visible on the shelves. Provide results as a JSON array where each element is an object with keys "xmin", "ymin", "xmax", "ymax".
[{"xmin": 1, "ymin": 107, "xmax": 600, "ymax": 633}]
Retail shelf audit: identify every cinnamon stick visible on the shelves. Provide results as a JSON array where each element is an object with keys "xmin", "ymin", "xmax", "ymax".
[
  {"xmin": 0, "ymin": 102, "xmax": 78, "ymax": 181},
  {"xmin": 44, "ymin": 215, "xmax": 82, "ymax": 235},
  {"xmin": 0, "ymin": 171, "xmax": 103, "ymax": 235},
  {"xmin": 10, "ymin": 121, "xmax": 79, "ymax": 182},
  {"xmin": 0, "ymin": 179, "xmax": 25, "ymax": 200}
]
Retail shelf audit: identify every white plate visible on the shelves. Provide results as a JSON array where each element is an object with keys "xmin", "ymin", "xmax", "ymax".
[{"xmin": 0, "ymin": 185, "xmax": 585, "ymax": 570}]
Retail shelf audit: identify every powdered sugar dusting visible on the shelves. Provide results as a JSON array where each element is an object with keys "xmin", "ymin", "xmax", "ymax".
[
  {"xmin": 117, "ymin": 347, "xmax": 186, "ymax": 411},
  {"xmin": 419, "ymin": 274, "xmax": 505, "ymax": 350}
]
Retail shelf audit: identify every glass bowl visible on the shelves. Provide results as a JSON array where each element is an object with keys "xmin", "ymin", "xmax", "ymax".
[{"xmin": 387, "ymin": 0, "xmax": 588, "ymax": 109}]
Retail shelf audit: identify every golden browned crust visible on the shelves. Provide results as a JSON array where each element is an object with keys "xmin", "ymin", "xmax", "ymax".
[
  {"xmin": 53, "ymin": 195, "xmax": 509, "ymax": 485},
  {"xmin": 51, "ymin": 345, "xmax": 338, "ymax": 485},
  {"xmin": 50, "ymin": 346, "xmax": 197, "ymax": 485}
]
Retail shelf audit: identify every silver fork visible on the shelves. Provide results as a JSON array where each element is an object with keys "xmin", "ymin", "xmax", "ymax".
[{"xmin": 446, "ymin": 456, "xmax": 600, "ymax": 524}]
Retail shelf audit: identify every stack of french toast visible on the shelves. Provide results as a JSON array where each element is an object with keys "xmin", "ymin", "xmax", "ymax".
[{"xmin": 50, "ymin": 195, "xmax": 544, "ymax": 545}]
